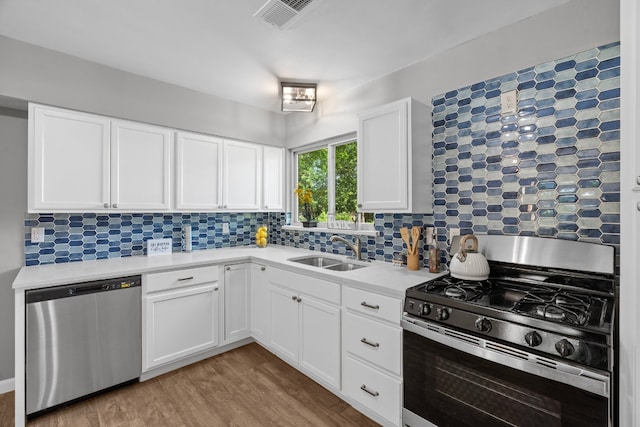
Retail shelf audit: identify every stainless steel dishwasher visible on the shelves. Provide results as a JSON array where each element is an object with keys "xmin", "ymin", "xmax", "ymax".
[{"xmin": 26, "ymin": 275, "xmax": 142, "ymax": 416}]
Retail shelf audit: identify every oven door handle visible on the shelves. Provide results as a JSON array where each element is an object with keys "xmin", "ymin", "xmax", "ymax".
[{"xmin": 401, "ymin": 316, "xmax": 610, "ymax": 398}]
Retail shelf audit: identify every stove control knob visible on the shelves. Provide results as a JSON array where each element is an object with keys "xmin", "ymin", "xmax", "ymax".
[
  {"xmin": 555, "ymin": 339, "xmax": 575, "ymax": 357},
  {"xmin": 436, "ymin": 307, "xmax": 450, "ymax": 321},
  {"xmin": 525, "ymin": 331, "xmax": 542, "ymax": 347},
  {"xmin": 474, "ymin": 318, "xmax": 492, "ymax": 333},
  {"xmin": 420, "ymin": 303, "xmax": 431, "ymax": 316}
]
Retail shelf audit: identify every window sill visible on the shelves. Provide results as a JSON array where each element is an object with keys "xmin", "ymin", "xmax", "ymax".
[{"xmin": 281, "ymin": 225, "xmax": 379, "ymax": 237}]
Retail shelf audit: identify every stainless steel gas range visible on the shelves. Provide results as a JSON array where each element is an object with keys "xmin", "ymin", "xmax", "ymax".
[{"xmin": 401, "ymin": 235, "xmax": 617, "ymax": 427}]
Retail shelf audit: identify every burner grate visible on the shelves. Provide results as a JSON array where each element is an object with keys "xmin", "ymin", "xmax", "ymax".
[
  {"xmin": 423, "ymin": 277, "xmax": 493, "ymax": 302},
  {"xmin": 513, "ymin": 285, "xmax": 592, "ymax": 326}
]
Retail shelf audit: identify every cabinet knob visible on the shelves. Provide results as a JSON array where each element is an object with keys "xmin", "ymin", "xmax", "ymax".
[
  {"xmin": 264, "ymin": 205, "xmax": 269, "ymax": 209},
  {"xmin": 214, "ymin": 287, "xmax": 219, "ymax": 291},
  {"xmin": 296, "ymin": 297, "xmax": 302, "ymax": 302},
  {"xmin": 637, "ymin": 202, "xmax": 640, "ymax": 211},
  {"xmin": 218, "ymin": 204, "xmax": 223, "ymax": 209},
  {"xmin": 261, "ymin": 266, "xmax": 266, "ymax": 271},
  {"xmin": 112, "ymin": 203, "xmax": 119, "ymax": 208},
  {"xmin": 291, "ymin": 295, "xmax": 297, "ymax": 301},
  {"xmin": 226, "ymin": 266, "xmax": 231, "ymax": 271},
  {"xmin": 224, "ymin": 205, "xmax": 228, "ymax": 209},
  {"xmin": 357, "ymin": 203, "xmax": 362, "ymax": 208},
  {"xmin": 103, "ymin": 203, "xmax": 109, "ymax": 208},
  {"xmin": 637, "ymin": 176, "xmax": 640, "ymax": 186}
]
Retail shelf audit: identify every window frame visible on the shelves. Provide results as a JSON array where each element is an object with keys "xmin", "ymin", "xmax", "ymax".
[{"xmin": 291, "ymin": 132, "xmax": 357, "ymax": 227}]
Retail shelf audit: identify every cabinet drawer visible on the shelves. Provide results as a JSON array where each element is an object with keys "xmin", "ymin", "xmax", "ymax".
[
  {"xmin": 343, "ymin": 286, "xmax": 401, "ymax": 324},
  {"xmin": 343, "ymin": 355, "xmax": 401, "ymax": 425},
  {"xmin": 344, "ymin": 312, "xmax": 401, "ymax": 375},
  {"xmin": 267, "ymin": 268, "xmax": 340, "ymax": 305},
  {"xmin": 144, "ymin": 266, "xmax": 218, "ymax": 294}
]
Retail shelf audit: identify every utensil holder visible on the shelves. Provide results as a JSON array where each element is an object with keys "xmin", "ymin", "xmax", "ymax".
[{"xmin": 407, "ymin": 253, "xmax": 419, "ymax": 271}]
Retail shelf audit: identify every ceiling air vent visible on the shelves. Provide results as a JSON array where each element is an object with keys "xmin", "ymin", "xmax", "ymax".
[{"xmin": 254, "ymin": 0, "xmax": 318, "ymax": 30}]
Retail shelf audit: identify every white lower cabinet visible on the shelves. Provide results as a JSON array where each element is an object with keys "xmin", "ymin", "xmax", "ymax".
[
  {"xmin": 223, "ymin": 263, "xmax": 251, "ymax": 343},
  {"xmin": 267, "ymin": 268, "xmax": 341, "ymax": 390},
  {"xmin": 342, "ymin": 286, "xmax": 403, "ymax": 426},
  {"xmin": 143, "ymin": 266, "xmax": 219, "ymax": 371},
  {"xmin": 250, "ymin": 263, "xmax": 269, "ymax": 343},
  {"xmin": 343, "ymin": 355, "xmax": 402, "ymax": 424}
]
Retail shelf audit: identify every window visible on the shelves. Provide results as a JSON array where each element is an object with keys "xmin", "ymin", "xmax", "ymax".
[{"xmin": 294, "ymin": 135, "xmax": 373, "ymax": 225}]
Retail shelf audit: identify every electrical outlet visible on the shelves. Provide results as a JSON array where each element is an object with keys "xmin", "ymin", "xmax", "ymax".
[
  {"xmin": 448, "ymin": 227, "xmax": 460, "ymax": 242},
  {"xmin": 501, "ymin": 90, "xmax": 518, "ymax": 114},
  {"xmin": 222, "ymin": 223, "xmax": 230, "ymax": 234},
  {"xmin": 31, "ymin": 227, "xmax": 45, "ymax": 243}
]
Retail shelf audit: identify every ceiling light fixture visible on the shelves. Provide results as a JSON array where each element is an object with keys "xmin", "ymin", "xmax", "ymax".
[{"xmin": 281, "ymin": 82, "xmax": 317, "ymax": 112}]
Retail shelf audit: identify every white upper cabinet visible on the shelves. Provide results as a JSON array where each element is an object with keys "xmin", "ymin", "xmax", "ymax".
[
  {"xmin": 223, "ymin": 140, "xmax": 262, "ymax": 210},
  {"xmin": 29, "ymin": 103, "xmax": 284, "ymax": 213},
  {"xmin": 29, "ymin": 104, "xmax": 172, "ymax": 212},
  {"xmin": 30, "ymin": 105, "xmax": 111, "ymax": 211},
  {"xmin": 262, "ymin": 146, "xmax": 285, "ymax": 211},
  {"xmin": 357, "ymin": 97, "xmax": 432, "ymax": 213},
  {"xmin": 110, "ymin": 120, "xmax": 172, "ymax": 210},
  {"xmin": 175, "ymin": 131, "xmax": 223, "ymax": 210}
]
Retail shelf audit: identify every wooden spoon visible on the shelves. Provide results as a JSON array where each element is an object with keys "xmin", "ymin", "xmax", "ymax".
[
  {"xmin": 400, "ymin": 227, "xmax": 412, "ymax": 254},
  {"xmin": 411, "ymin": 226, "xmax": 420, "ymax": 255}
]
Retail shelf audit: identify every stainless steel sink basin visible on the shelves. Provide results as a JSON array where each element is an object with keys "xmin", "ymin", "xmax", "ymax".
[
  {"xmin": 324, "ymin": 262, "xmax": 368, "ymax": 272},
  {"xmin": 288, "ymin": 255, "xmax": 369, "ymax": 272},
  {"xmin": 288, "ymin": 256, "xmax": 343, "ymax": 268}
]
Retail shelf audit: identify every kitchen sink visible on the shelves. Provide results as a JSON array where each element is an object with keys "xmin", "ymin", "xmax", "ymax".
[
  {"xmin": 324, "ymin": 262, "xmax": 367, "ymax": 272},
  {"xmin": 288, "ymin": 256, "xmax": 343, "ymax": 268},
  {"xmin": 288, "ymin": 255, "xmax": 369, "ymax": 272}
]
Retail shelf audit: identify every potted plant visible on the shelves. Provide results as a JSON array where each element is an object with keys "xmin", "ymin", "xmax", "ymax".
[{"xmin": 294, "ymin": 184, "xmax": 317, "ymax": 227}]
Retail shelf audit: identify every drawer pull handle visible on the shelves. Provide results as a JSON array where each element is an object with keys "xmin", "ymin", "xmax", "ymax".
[
  {"xmin": 360, "ymin": 384, "xmax": 379, "ymax": 397},
  {"xmin": 361, "ymin": 301, "xmax": 380, "ymax": 310},
  {"xmin": 360, "ymin": 338, "xmax": 380, "ymax": 348},
  {"xmin": 177, "ymin": 276, "xmax": 194, "ymax": 282}
]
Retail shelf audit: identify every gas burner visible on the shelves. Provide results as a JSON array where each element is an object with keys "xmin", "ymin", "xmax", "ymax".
[
  {"xmin": 536, "ymin": 305, "xmax": 567, "ymax": 321},
  {"xmin": 444, "ymin": 286, "xmax": 465, "ymax": 299},
  {"xmin": 421, "ymin": 276, "xmax": 493, "ymax": 302}
]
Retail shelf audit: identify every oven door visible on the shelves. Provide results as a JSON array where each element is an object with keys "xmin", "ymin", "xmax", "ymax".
[{"xmin": 402, "ymin": 318, "xmax": 610, "ymax": 427}]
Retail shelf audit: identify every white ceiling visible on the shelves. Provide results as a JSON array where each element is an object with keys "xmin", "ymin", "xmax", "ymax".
[{"xmin": 0, "ymin": 0, "xmax": 570, "ymax": 113}]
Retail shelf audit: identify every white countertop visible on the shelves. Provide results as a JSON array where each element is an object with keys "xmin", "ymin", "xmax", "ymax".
[{"xmin": 13, "ymin": 245, "xmax": 446, "ymax": 298}]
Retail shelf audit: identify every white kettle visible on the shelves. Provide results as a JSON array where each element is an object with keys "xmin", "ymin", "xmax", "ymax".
[{"xmin": 449, "ymin": 234, "xmax": 490, "ymax": 281}]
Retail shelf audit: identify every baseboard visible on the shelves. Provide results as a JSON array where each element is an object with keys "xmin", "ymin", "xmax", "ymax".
[{"xmin": 0, "ymin": 377, "xmax": 15, "ymax": 394}]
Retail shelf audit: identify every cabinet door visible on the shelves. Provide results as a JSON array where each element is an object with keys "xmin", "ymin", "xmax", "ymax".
[
  {"xmin": 143, "ymin": 283, "xmax": 219, "ymax": 370},
  {"xmin": 175, "ymin": 132, "xmax": 223, "ymax": 210},
  {"xmin": 223, "ymin": 140, "xmax": 261, "ymax": 210},
  {"xmin": 357, "ymin": 100, "xmax": 409, "ymax": 211},
  {"xmin": 299, "ymin": 296, "xmax": 341, "ymax": 389},
  {"xmin": 268, "ymin": 285, "xmax": 299, "ymax": 363},
  {"xmin": 251, "ymin": 263, "xmax": 269, "ymax": 343},
  {"xmin": 30, "ymin": 105, "xmax": 111, "ymax": 211},
  {"xmin": 262, "ymin": 146, "xmax": 284, "ymax": 211},
  {"xmin": 224, "ymin": 264, "xmax": 251, "ymax": 343},
  {"xmin": 111, "ymin": 120, "xmax": 172, "ymax": 210}
]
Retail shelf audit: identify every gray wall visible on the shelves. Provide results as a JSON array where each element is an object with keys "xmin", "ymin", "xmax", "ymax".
[
  {"xmin": 0, "ymin": 36, "xmax": 286, "ymax": 147},
  {"xmin": 0, "ymin": 113, "xmax": 27, "ymax": 381},
  {"xmin": 285, "ymin": 0, "xmax": 620, "ymax": 148}
]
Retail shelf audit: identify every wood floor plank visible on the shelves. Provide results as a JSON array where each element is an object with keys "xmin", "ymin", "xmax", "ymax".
[{"xmin": 0, "ymin": 343, "xmax": 381, "ymax": 427}]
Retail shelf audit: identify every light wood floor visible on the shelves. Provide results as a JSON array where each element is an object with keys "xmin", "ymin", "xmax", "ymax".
[{"xmin": 0, "ymin": 343, "xmax": 379, "ymax": 426}]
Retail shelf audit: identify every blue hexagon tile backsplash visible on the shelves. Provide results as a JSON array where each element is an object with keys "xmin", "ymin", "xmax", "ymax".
[{"xmin": 431, "ymin": 42, "xmax": 620, "ymax": 259}]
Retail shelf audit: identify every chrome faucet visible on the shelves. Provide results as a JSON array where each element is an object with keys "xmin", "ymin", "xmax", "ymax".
[{"xmin": 330, "ymin": 235, "xmax": 363, "ymax": 261}]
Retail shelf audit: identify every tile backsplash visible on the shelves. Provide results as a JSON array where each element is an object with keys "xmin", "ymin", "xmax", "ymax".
[
  {"xmin": 431, "ymin": 42, "xmax": 620, "ymax": 261},
  {"xmin": 24, "ymin": 212, "xmax": 272, "ymax": 266},
  {"xmin": 24, "ymin": 42, "xmax": 620, "ymax": 267}
]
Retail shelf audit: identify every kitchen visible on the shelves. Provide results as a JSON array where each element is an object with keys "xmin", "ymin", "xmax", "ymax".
[{"xmin": 0, "ymin": 0, "xmax": 636, "ymax": 426}]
